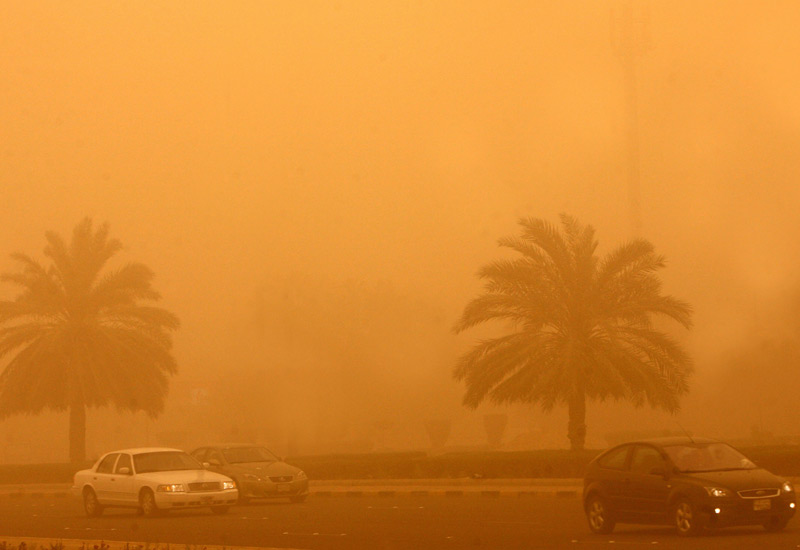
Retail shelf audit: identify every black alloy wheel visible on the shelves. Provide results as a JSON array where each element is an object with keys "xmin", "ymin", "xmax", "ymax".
[
  {"xmin": 674, "ymin": 498, "xmax": 705, "ymax": 536},
  {"xmin": 586, "ymin": 495, "xmax": 615, "ymax": 534}
]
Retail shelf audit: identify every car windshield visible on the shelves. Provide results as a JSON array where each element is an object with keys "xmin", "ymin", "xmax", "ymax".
[
  {"xmin": 133, "ymin": 451, "xmax": 203, "ymax": 473},
  {"xmin": 222, "ymin": 446, "xmax": 279, "ymax": 464},
  {"xmin": 663, "ymin": 443, "xmax": 757, "ymax": 472}
]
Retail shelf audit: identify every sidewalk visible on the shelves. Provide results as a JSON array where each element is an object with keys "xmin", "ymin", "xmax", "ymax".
[{"xmin": 0, "ymin": 479, "xmax": 584, "ymax": 499}]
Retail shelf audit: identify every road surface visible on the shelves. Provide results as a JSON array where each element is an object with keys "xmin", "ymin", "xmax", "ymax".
[{"xmin": 2, "ymin": 494, "xmax": 799, "ymax": 549}]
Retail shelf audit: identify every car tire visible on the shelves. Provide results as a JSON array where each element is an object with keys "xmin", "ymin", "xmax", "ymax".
[
  {"xmin": 140, "ymin": 488, "xmax": 161, "ymax": 517},
  {"xmin": 763, "ymin": 516, "xmax": 790, "ymax": 532},
  {"xmin": 585, "ymin": 494, "xmax": 615, "ymax": 534},
  {"xmin": 83, "ymin": 488, "xmax": 103, "ymax": 517},
  {"xmin": 673, "ymin": 498, "xmax": 705, "ymax": 536},
  {"xmin": 232, "ymin": 480, "xmax": 249, "ymax": 504},
  {"xmin": 290, "ymin": 494, "xmax": 308, "ymax": 504},
  {"xmin": 210, "ymin": 506, "xmax": 230, "ymax": 515}
]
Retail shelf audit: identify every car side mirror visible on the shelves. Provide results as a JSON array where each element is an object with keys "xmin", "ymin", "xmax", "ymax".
[
  {"xmin": 118, "ymin": 467, "xmax": 131, "ymax": 475},
  {"xmin": 203, "ymin": 462, "xmax": 211, "ymax": 469},
  {"xmin": 208, "ymin": 459, "xmax": 221, "ymax": 467}
]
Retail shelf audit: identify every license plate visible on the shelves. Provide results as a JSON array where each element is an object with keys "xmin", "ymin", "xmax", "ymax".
[
  {"xmin": 753, "ymin": 499, "xmax": 771, "ymax": 511},
  {"xmin": 277, "ymin": 483, "xmax": 292, "ymax": 492}
]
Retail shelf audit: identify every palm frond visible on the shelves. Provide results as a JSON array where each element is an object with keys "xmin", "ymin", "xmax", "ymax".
[
  {"xmin": 596, "ymin": 240, "xmax": 656, "ymax": 283},
  {"xmin": 88, "ymin": 263, "xmax": 160, "ymax": 309},
  {"xmin": 517, "ymin": 217, "xmax": 572, "ymax": 274}
]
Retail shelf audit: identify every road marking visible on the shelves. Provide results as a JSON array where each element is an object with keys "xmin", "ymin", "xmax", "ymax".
[
  {"xmin": 367, "ymin": 505, "xmax": 425, "ymax": 510},
  {"xmin": 282, "ymin": 532, "xmax": 346, "ymax": 537},
  {"xmin": 570, "ymin": 541, "xmax": 660, "ymax": 546},
  {"xmin": 63, "ymin": 527, "xmax": 119, "ymax": 532},
  {"xmin": 489, "ymin": 520, "xmax": 543, "ymax": 526}
]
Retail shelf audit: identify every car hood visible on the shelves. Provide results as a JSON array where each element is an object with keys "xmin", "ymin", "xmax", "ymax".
[
  {"xmin": 681, "ymin": 468, "xmax": 784, "ymax": 490},
  {"xmin": 227, "ymin": 461, "xmax": 301, "ymax": 477},
  {"xmin": 136, "ymin": 469, "xmax": 232, "ymax": 484}
]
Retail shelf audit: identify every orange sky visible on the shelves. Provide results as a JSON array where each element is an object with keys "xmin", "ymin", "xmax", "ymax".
[{"xmin": 2, "ymin": 1, "xmax": 800, "ymax": 453}]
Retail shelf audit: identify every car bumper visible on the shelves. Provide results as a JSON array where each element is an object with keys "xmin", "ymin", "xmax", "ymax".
[
  {"xmin": 154, "ymin": 488, "xmax": 239, "ymax": 508},
  {"xmin": 702, "ymin": 496, "xmax": 796, "ymax": 527},
  {"xmin": 240, "ymin": 478, "xmax": 309, "ymax": 499}
]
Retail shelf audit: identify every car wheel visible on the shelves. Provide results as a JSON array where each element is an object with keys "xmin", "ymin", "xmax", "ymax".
[
  {"xmin": 140, "ymin": 489, "xmax": 161, "ymax": 517},
  {"xmin": 83, "ymin": 488, "xmax": 103, "ymax": 517},
  {"xmin": 585, "ymin": 494, "xmax": 615, "ymax": 534},
  {"xmin": 290, "ymin": 494, "xmax": 308, "ymax": 504},
  {"xmin": 763, "ymin": 516, "xmax": 790, "ymax": 532},
  {"xmin": 673, "ymin": 498, "xmax": 705, "ymax": 536},
  {"xmin": 210, "ymin": 506, "xmax": 230, "ymax": 515}
]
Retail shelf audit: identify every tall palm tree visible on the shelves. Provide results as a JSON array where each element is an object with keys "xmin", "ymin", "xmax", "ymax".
[
  {"xmin": 0, "ymin": 218, "xmax": 179, "ymax": 462},
  {"xmin": 453, "ymin": 214, "xmax": 693, "ymax": 450}
]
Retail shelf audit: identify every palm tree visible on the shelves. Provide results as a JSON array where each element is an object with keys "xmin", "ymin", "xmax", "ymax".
[
  {"xmin": 453, "ymin": 214, "xmax": 693, "ymax": 450},
  {"xmin": 0, "ymin": 218, "xmax": 179, "ymax": 462}
]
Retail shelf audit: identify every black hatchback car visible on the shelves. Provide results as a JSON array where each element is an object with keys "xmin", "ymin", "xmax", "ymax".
[{"xmin": 583, "ymin": 437, "xmax": 795, "ymax": 536}]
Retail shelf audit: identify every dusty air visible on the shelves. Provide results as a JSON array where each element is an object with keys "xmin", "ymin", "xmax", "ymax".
[{"xmin": 1, "ymin": 1, "xmax": 799, "ymax": 548}]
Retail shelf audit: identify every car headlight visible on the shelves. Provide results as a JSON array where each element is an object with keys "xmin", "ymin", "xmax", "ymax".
[
  {"xmin": 244, "ymin": 473, "xmax": 262, "ymax": 482},
  {"xmin": 783, "ymin": 481, "xmax": 794, "ymax": 493},
  {"xmin": 223, "ymin": 480, "xmax": 237, "ymax": 490},
  {"xmin": 157, "ymin": 484, "xmax": 186, "ymax": 492},
  {"xmin": 296, "ymin": 470, "xmax": 307, "ymax": 480},
  {"xmin": 704, "ymin": 487, "xmax": 730, "ymax": 497}
]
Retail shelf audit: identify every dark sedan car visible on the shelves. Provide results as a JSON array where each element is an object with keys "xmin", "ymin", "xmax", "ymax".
[
  {"xmin": 583, "ymin": 437, "xmax": 795, "ymax": 536},
  {"xmin": 191, "ymin": 445, "xmax": 309, "ymax": 503}
]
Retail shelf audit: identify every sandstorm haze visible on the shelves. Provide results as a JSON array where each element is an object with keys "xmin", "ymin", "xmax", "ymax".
[{"xmin": 1, "ymin": 1, "xmax": 800, "ymax": 462}]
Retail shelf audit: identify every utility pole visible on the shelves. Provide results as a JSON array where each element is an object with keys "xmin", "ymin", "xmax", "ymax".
[{"xmin": 611, "ymin": 0, "xmax": 650, "ymax": 237}]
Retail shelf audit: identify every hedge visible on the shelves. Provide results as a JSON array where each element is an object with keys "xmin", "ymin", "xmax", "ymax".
[{"xmin": 4, "ymin": 446, "xmax": 800, "ymax": 484}]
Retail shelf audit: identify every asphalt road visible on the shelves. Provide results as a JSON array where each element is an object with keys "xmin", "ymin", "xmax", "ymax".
[{"xmin": 2, "ymin": 495, "xmax": 800, "ymax": 550}]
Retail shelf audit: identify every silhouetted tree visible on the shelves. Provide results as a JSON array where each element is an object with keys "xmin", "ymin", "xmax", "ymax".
[
  {"xmin": 454, "ymin": 214, "xmax": 693, "ymax": 450},
  {"xmin": 0, "ymin": 219, "xmax": 179, "ymax": 462}
]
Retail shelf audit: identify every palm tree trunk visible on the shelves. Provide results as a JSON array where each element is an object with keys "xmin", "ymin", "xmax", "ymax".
[
  {"xmin": 567, "ymin": 387, "xmax": 586, "ymax": 451},
  {"xmin": 69, "ymin": 402, "xmax": 86, "ymax": 463}
]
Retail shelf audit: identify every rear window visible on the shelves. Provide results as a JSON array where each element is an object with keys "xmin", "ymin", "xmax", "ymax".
[{"xmin": 597, "ymin": 446, "xmax": 629, "ymax": 470}]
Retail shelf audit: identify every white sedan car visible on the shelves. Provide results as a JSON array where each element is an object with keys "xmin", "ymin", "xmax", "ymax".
[{"xmin": 72, "ymin": 447, "xmax": 238, "ymax": 516}]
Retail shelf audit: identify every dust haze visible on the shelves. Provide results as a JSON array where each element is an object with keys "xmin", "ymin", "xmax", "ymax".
[{"xmin": 2, "ymin": 1, "xmax": 800, "ymax": 462}]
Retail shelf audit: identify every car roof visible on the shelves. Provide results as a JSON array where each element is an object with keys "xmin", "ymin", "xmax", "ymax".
[
  {"xmin": 105, "ymin": 447, "xmax": 184, "ymax": 455},
  {"xmin": 626, "ymin": 436, "xmax": 720, "ymax": 447}
]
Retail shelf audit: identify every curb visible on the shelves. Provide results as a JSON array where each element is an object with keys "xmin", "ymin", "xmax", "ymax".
[
  {"xmin": 0, "ymin": 489, "xmax": 580, "ymax": 499},
  {"xmin": 0, "ymin": 537, "xmax": 299, "ymax": 550}
]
